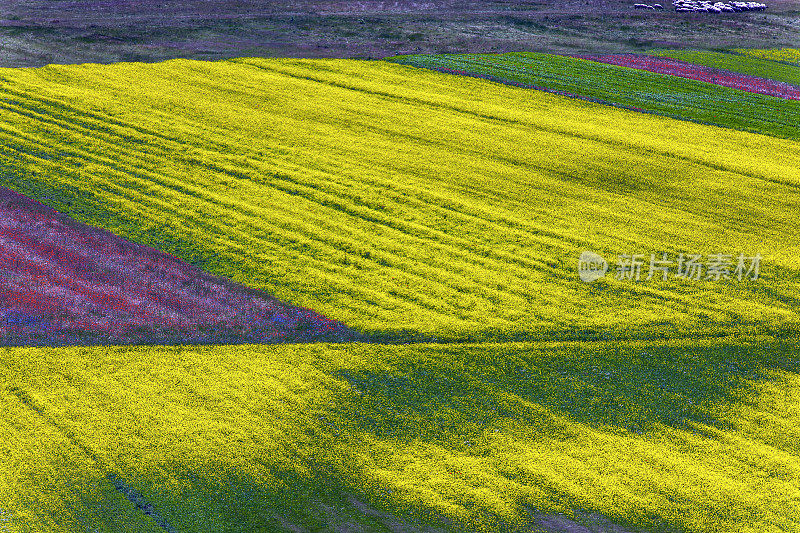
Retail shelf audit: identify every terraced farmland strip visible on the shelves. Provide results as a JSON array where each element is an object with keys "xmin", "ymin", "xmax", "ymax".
[
  {"xmin": 577, "ymin": 53, "xmax": 800, "ymax": 100},
  {"xmin": 1, "ymin": 58, "xmax": 799, "ymax": 342},
  {"xmin": 1, "ymin": 338, "xmax": 799, "ymax": 532},
  {"xmin": 732, "ymin": 47, "xmax": 800, "ymax": 66},
  {"xmin": 649, "ymin": 49, "xmax": 800, "ymax": 87},
  {"xmin": 387, "ymin": 52, "xmax": 800, "ymax": 140}
]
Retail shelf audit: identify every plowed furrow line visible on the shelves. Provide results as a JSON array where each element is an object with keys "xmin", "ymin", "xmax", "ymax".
[
  {"xmin": 6, "ymin": 386, "xmax": 176, "ymax": 533},
  {"xmin": 252, "ymin": 59, "xmax": 799, "ymax": 184},
  {"xmin": 0, "ymin": 120, "xmax": 563, "ymax": 315}
]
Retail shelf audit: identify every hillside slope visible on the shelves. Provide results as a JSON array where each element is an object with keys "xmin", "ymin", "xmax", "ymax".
[
  {"xmin": 1, "ymin": 58, "xmax": 799, "ymax": 342},
  {"xmin": 0, "ymin": 186, "xmax": 358, "ymax": 345}
]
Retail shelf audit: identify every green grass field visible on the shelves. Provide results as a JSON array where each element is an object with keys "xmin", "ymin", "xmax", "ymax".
[
  {"xmin": 649, "ymin": 49, "xmax": 800, "ymax": 86},
  {"xmin": 1, "ymin": 54, "xmax": 799, "ymax": 532}
]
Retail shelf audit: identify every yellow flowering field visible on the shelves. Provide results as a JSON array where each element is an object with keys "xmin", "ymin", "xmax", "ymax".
[
  {"xmin": 0, "ymin": 338, "xmax": 798, "ymax": 532},
  {"xmin": 0, "ymin": 58, "xmax": 798, "ymax": 342},
  {"xmin": 0, "ymin": 388, "xmax": 162, "ymax": 532},
  {"xmin": 0, "ymin": 56, "xmax": 799, "ymax": 532},
  {"xmin": 733, "ymin": 48, "xmax": 800, "ymax": 65}
]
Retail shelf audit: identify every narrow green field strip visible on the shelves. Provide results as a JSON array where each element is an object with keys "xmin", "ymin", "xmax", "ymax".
[
  {"xmin": 0, "ymin": 388, "xmax": 165, "ymax": 533},
  {"xmin": 1, "ymin": 339, "xmax": 799, "ymax": 532},
  {"xmin": 649, "ymin": 50, "xmax": 800, "ymax": 87},
  {"xmin": 386, "ymin": 52, "xmax": 800, "ymax": 142},
  {"xmin": 1, "ymin": 58, "xmax": 799, "ymax": 341}
]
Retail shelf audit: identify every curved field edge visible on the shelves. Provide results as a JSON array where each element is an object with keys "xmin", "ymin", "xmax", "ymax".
[
  {"xmin": 0, "ymin": 336, "xmax": 798, "ymax": 532},
  {"xmin": 647, "ymin": 49, "xmax": 800, "ymax": 87},
  {"xmin": 0, "ymin": 57, "xmax": 799, "ymax": 343},
  {"xmin": 385, "ymin": 52, "xmax": 800, "ymax": 141}
]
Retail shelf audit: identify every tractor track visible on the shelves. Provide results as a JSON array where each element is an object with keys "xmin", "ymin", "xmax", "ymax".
[{"xmin": 6, "ymin": 385, "xmax": 177, "ymax": 533}]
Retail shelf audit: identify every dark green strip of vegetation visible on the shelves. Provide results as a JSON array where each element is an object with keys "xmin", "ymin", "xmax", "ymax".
[{"xmin": 386, "ymin": 52, "xmax": 800, "ymax": 141}]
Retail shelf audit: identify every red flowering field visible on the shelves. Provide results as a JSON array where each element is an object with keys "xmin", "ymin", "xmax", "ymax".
[
  {"xmin": 577, "ymin": 53, "xmax": 800, "ymax": 100},
  {"xmin": 0, "ymin": 187, "xmax": 361, "ymax": 346}
]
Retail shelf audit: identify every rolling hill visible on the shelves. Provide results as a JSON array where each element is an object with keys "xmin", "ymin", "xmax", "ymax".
[
  {"xmin": 1, "ymin": 57, "xmax": 799, "ymax": 343},
  {"xmin": 1, "ymin": 54, "xmax": 799, "ymax": 532}
]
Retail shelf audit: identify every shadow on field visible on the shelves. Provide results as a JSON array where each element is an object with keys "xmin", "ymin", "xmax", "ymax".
[
  {"xmin": 330, "ymin": 338, "xmax": 800, "ymax": 442},
  {"xmin": 129, "ymin": 338, "xmax": 800, "ymax": 533},
  {"xmin": 111, "ymin": 461, "xmax": 451, "ymax": 533},
  {"xmin": 737, "ymin": 262, "xmax": 800, "ymax": 313},
  {"xmin": 17, "ymin": 338, "xmax": 793, "ymax": 533}
]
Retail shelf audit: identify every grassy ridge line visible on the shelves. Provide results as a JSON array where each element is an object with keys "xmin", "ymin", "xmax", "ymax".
[
  {"xmin": 648, "ymin": 49, "xmax": 800, "ymax": 87},
  {"xmin": 0, "ymin": 387, "xmax": 163, "ymax": 532},
  {"xmin": 0, "ymin": 58, "xmax": 799, "ymax": 342},
  {"xmin": 386, "ymin": 52, "xmax": 800, "ymax": 141},
  {"xmin": 1, "ymin": 338, "xmax": 799, "ymax": 532}
]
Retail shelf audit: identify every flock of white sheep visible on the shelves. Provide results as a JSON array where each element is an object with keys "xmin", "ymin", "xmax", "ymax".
[{"xmin": 633, "ymin": 0, "xmax": 766, "ymax": 9}]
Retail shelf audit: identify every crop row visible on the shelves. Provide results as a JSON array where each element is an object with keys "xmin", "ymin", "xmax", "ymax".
[
  {"xmin": 577, "ymin": 53, "xmax": 800, "ymax": 100},
  {"xmin": 0, "ymin": 58, "xmax": 798, "ymax": 342},
  {"xmin": 387, "ymin": 52, "xmax": 800, "ymax": 141},
  {"xmin": 649, "ymin": 49, "xmax": 800, "ymax": 86},
  {"xmin": 1, "ymin": 338, "xmax": 799, "ymax": 531}
]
